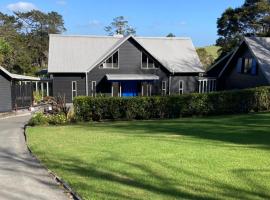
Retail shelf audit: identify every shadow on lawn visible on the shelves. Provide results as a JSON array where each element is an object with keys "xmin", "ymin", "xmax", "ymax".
[
  {"xmin": 81, "ymin": 113, "xmax": 270, "ymax": 150},
  {"xmin": 43, "ymin": 154, "xmax": 270, "ymax": 200}
]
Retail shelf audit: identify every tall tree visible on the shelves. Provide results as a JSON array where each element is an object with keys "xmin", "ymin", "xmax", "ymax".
[
  {"xmin": 217, "ymin": 0, "xmax": 270, "ymax": 53},
  {"xmin": 166, "ymin": 33, "xmax": 176, "ymax": 37},
  {"xmin": 0, "ymin": 10, "xmax": 66, "ymax": 74},
  {"xmin": 105, "ymin": 16, "xmax": 136, "ymax": 36}
]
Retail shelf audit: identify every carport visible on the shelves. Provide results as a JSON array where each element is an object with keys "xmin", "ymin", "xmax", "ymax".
[{"xmin": 0, "ymin": 67, "xmax": 40, "ymax": 112}]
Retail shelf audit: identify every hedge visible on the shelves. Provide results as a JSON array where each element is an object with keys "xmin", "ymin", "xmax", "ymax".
[{"xmin": 73, "ymin": 87, "xmax": 270, "ymax": 121}]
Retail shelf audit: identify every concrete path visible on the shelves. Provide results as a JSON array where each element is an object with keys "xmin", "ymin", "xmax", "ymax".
[{"xmin": 0, "ymin": 115, "xmax": 68, "ymax": 200}]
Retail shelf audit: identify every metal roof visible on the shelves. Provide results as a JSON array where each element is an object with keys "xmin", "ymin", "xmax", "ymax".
[
  {"xmin": 48, "ymin": 34, "xmax": 204, "ymax": 74},
  {"xmin": 218, "ymin": 37, "xmax": 270, "ymax": 82},
  {"xmin": 244, "ymin": 37, "xmax": 270, "ymax": 82},
  {"xmin": 0, "ymin": 66, "xmax": 40, "ymax": 81},
  {"xmin": 106, "ymin": 74, "xmax": 159, "ymax": 81}
]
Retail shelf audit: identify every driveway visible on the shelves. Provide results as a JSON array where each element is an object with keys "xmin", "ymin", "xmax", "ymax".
[{"xmin": 0, "ymin": 115, "xmax": 68, "ymax": 200}]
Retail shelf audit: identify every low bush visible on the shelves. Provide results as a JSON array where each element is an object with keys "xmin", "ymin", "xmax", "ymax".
[
  {"xmin": 28, "ymin": 112, "xmax": 49, "ymax": 126},
  {"xmin": 73, "ymin": 87, "xmax": 270, "ymax": 122},
  {"xmin": 28, "ymin": 112, "xmax": 68, "ymax": 126}
]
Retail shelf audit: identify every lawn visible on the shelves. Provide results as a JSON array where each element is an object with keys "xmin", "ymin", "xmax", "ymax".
[{"xmin": 26, "ymin": 113, "xmax": 270, "ymax": 200}]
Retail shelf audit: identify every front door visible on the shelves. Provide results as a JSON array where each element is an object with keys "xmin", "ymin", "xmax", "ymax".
[{"xmin": 122, "ymin": 81, "xmax": 138, "ymax": 97}]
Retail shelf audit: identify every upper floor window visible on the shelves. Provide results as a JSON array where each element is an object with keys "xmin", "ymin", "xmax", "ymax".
[
  {"xmin": 100, "ymin": 51, "xmax": 119, "ymax": 69},
  {"xmin": 142, "ymin": 52, "xmax": 155, "ymax": 69},
  {"xmin": 236, "ymin": 57, "xmax": 257, "ymax": 75}
]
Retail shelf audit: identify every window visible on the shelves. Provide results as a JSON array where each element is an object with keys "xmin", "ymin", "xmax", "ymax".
[
  {"xmin": 100, "ymin": 51, "xmax": 119, "ymax": 69},
  {"xmin": 71, "ymin": 81, "xmax": 77, "ymax": 100},
  {"xmin": 142, "ymin": 83, "xmax": 152, "ymax": 96},
  {"xmin": 142, "ymin": 52, "xmax": 155, "ymax": 69},
  {"xmin": 179, "ymin": 80, "xmax": 184, "ymax": 95},
  {"xmin": 244, "ymin": 58, "xmax": 253, "ymax": 73},
  {"xmin": 237, "ymin": 57, "xmax": 257, "ymax": 75},
  {"xmin": 91, "ymin": 81, "xmax": 96, "ymax": 97},
  {"xmin": 111, "ymin": 82, "xmax": 120, "ymax": 97},
  {"xmin": 162, "ymin": 81, "xmax": 167, "ymax": 96},
  {"xmin": 199, "ymin": 79, "xmax": 216, "ymax": 93}
]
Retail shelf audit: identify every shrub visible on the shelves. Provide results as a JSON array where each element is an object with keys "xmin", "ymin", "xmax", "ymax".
[
  {"xmin": 73, "ymin": 87, "xmax": 270, "ymax": 122},
  {"xmin": 33, "ymin": 91, "xmax": 42, "ymax": 104},
  {"xmin": 28, "ymin": 112, "xmax": 49, "ymax": 126},
  {"xmin": 47, "ymin": 114, "xmax": 67, "ymax": 125},
  {"xmin": 28, "ymin": 112, "xmax": 68, "ymax": 126}
]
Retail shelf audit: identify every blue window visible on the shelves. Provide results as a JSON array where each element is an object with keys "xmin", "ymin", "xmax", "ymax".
[
  {"xmin": 251, "ymin": 59, "xmax": 257, "ymax": 75},
  {"xmin": 236, "ymin": 58, "xmax": 243, "ymax": 73}
]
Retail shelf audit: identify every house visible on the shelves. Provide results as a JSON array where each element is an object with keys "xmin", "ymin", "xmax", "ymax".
[
  {"xmin": 48, "ymin": 34, "xmax": 213, "ymax": 103},
  {"xmin": 0, "ymin": 67, "xmax": 40, "ymax": 112},
  {"xmin": 208, "ymin": 37, "xmax": 270, "ymax": 90}
]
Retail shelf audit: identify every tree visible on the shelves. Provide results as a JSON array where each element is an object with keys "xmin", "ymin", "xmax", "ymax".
[
  {"xmin": 196, "ymin": 48, "xmax": 215, "ymax": 70},
  {"xmin": 0, "ymin": 38, "xmax": 12, "ymax": 68},
  {"xmin": 217, "ymin": 0, "xmax": 270, "ymax": 53},
  {"xmin": 105, "ymin": 16, "xmax": 136, "ymax": 36},
  {"xmin": 166, "ymin": 33, "xmax": 176, "ymax": 37},
  {"xmin": 0, "ymin": 10, "xmax": 66, "ymax": 74}
]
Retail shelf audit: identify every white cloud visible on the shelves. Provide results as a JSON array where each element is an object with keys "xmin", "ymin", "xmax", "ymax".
[
  {"xmin": 7, "ymin": 2, "xmax": 37, "ymax": 12},
  {"xmin": 56, "ymin": 0, "xmax": 67, "ymax": 6}
]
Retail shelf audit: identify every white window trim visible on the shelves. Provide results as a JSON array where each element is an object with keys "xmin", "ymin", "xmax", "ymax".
[
  {"xmin": 71, "ymin": 81, "xmax": 77, "ymax": 100},
  {"xmin": 111, "ymin": 82, "xmax": 121, "ymax": 97},
  {"xmin": 142, "ymin": 83, "xmax": 152, "ymax": 96},
  {"xmin": 162, "ymin": 81, "xmax": 167, "ymax": 95},
  {"xmin": 99, "ymin": 50, "xmax": 119, "ymax": 69},
  {"xmin": 91, "ymin": 81, "xmax": 96, "ymax": 97},
  {"xmin": 141, "ymin": 52, "xmax": 156, "ymax": 69},
  {"xmin": 199, "ymin": 79, "xmax": 216, "ymax": 93},
  {"xmin": 179, "ymin": 80, "xmax": 184, "ymax": 95}
]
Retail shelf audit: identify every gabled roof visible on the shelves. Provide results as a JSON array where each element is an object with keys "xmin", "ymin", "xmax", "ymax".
[
  {"xmin": 244, "ymin": 37, "xmax": 270, "ymax": 82},
  {"xmin": 48, "ymin": 34, "xmax": 204, "ymax": 74},
  {"xmin": 218, "ymin": 37, "xmax": 270, "ymax": 82},
  {"xmin": 0, "ymin": 66, "xmax": 40, "ymax": 81},
  {"xmin": 207, "ymin": 52, "xmax": 233, "ymax": 77}
]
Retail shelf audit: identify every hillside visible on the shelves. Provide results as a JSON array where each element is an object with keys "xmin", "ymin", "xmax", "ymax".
[{"xmin": 196, "ymin": 46, "xmax": 221, "ymax": 70}]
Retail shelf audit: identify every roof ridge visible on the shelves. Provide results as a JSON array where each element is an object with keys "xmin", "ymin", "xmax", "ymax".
[{"xmin": 50, "ymin": 34, "xmax": 191, "ymax": 40}]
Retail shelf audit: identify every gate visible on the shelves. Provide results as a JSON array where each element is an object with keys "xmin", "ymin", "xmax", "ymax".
[{"xmin": 11, "ymin": 81, "xmax": 33, "ymax": 109}]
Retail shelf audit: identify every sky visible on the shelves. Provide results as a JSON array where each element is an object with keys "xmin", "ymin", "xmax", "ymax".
[{"xmin": 0, "ymin": 0, "xmax": 244, "ymax": 47}]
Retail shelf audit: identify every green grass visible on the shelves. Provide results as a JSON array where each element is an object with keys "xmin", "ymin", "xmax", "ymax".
[
  {"xmin": 203, "ymin": 45, "xmax": 221, "ymax": 60},
  {"xmin": 26, "ymin": 113, "xmax": 270, "ymax": 200}
]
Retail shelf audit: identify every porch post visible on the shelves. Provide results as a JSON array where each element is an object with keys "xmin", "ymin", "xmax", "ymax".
[
  {"xmin": 41, "ymin": 82, "xmax": 44, "ymax": 99},
  {"xmin": 46, "ymin": 82, "xmax": 49, "ymax": 96},
  {"xmin": 35, "ymin": 81, "xmax": 38, "ymax": 92}
]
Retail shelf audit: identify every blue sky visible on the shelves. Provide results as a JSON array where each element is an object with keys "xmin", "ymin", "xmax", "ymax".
[{"xmin": 0, "ymin": 0, "xmax": 244, "ymax": 47}]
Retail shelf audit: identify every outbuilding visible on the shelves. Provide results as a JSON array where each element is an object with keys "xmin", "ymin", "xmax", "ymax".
[{"xmin": 0, "ymin": 67, "xmax": 40, "ymax": 112}]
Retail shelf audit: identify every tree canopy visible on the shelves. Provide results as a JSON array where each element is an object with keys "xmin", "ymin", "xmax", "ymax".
[
  {"xmin": 0, "ymin": 10, "xmax": 65, "ymax": 74},
  {"xmin": 216, "ymin": 0, "xmax": 270, "ymax": 53},
  {"xmin": 105, "ymin": 16, "xmax": 136, "ymax": 36},
  {"xmin": 166, "ymin": 33, "xmax": 176, "ymax": 37}
]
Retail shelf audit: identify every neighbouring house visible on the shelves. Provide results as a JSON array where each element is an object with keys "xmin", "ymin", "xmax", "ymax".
[
  {"xmin": 207, "ymin": 37, "xmax": 270, "ymax": 90},
  {"xmin": 0, "ymin": 67, "xmax": 40, "ymax": 112},
  {"xmin": 48, "ymin": 34, "xmax": 216, "ymax": 103}
]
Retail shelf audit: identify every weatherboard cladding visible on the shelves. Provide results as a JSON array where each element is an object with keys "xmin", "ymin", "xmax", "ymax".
[
  {"xmin": 86, "ymin": 39, "xmax": 170, "ymax": 97},
  {"xmin": 220, "ymin": 42, "xmax": 268, "ymax": 90},
  {"xmin": 52, "ymin": 74, "xmax": 86, "ymax": 103},
  {"xmin": 48, "ymin": 34, "xmax": 204, "ymax": 74},
  {"xmin": 0, "ymin": 71, "xmax": 12, "ymax": 112}
]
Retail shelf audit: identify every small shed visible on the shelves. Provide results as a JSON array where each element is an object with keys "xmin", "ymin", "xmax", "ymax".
[{"xmin": 0, "ymin": 67, "xmax": 40, "ymax": 112}]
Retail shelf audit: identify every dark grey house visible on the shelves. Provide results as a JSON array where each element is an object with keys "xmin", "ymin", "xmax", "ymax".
[
  {"xmin": 0, "ymin": 67, "xmax": 40, "ymax": 112},
  {"xmin": 48, "ymin": 34, "xmax": 213, "ymax": 103},
  {"xmin": 208, "ymin": 37, "xmax": 270, "ymax": 90}
]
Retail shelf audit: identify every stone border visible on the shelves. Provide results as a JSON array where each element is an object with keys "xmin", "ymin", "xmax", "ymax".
[{"xmin": 24, "ymin": 125, "xmax": 83, "ymax": 200}]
